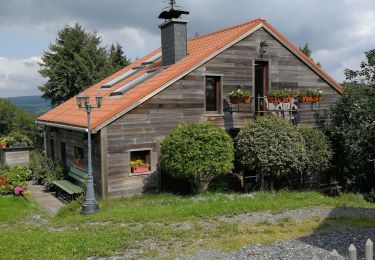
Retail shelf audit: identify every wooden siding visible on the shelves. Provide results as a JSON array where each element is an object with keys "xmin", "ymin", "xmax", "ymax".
[
  {"xmin": 45, "ymin": 127, "xmax": 103, "ymax": 197},
  {"xmin": 104, "ymin": 28, "xmax": 341, "ymax": 197}
]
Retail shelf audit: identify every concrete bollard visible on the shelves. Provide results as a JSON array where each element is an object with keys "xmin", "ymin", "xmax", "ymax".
[
  {"xmin": 330, "ymin": 250, "xmax": 339, "ymax": 260},
  {"xmin": 366, "ymin": 239, "xmax": 373, "ymax": 260},
  {"xmin": 349, "ymin": 244, "xmax": 357, "ymax": 260},
  {"xmin": 312, "ymin": 256, "xmax": 319, "ymax": 260}
]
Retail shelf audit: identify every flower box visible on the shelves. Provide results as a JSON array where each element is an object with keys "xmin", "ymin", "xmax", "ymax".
[
  {"xmin": 299, "ymin": 96, "xmax": 322, "ymax": 103},
  {"xmin": 267, "ymin": 96, "xmax": 292, "ymax": 103},
  {"xmin": 229, "ymin": 97, "xmax": 243, "ymax": 104},
  {"xmin": 74, "ymin": 162, "xmax": 86, "ymax": 169},
  {"xmin": 131, "ymin": 166, "xmax": 150, "ymax": 173}
]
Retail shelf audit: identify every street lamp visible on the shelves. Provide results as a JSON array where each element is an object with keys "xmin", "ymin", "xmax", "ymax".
[{"xmin": 76, "ymin": 93, "xmax": 103, "ymax": 215}]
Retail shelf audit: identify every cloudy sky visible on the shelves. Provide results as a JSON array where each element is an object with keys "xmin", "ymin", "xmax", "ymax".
[{"xmin": 0, "ymin": 0, "xmax": 374, "ymax": 97}]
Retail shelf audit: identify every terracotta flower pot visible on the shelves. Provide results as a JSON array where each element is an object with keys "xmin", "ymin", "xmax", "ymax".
[
  {"xmin": 243, "ymin": 96, "xmax": 252, "ymax": 104},
  {"xmin": 131, "ymin": 166, "xmax": 150, "ymax": 173},
  {"xmin": 229, "ymin": 97, "xmax": 243, "ymax": 104},
  {"xmin": 299, "ymin": 96, "xmax": 322, "ymax": 103}
]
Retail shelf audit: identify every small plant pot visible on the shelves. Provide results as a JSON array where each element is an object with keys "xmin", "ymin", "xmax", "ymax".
[
  {"xmin": 267, "ymin": 96, "xmax": 292, "ymax": 103},
  {"xmin": 131, "ymin": 166, "xmax": 150, "ymax": 173},
  {"xmin": 242, "ymin": 97, "xmax": 252, "ymax": 104},
  {"xmin": 0, "ymin": 144, "xmax": 6, "ymax": 149},
  {"xmin": 299, "ymin": 96, "xmax": 322, "ymax": 103}
]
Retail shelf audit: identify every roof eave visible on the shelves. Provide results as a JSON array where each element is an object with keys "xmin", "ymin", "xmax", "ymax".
[{"xmin": 36, "ymin": 120, "xmax": 89, "ymax": 133}]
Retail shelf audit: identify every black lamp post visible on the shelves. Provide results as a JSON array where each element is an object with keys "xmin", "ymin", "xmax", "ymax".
[
  {"xmin": 260, "ymin": 40, "xmax": 268, "ymax": 58},
  {"xmin": 76, "ymin": 93, "xmax": 103, "ymax": 215}
]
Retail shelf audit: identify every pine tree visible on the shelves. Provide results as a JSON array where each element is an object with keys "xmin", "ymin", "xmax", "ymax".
[
  {"xmin": 39, "ymin": 24, "xmax": 129, "ymax": 106},
  {"xmin": 299, "ymin": 43, "xmax": 321, "ymax": 67}
]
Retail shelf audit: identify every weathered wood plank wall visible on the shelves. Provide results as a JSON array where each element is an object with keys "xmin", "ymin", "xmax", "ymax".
[
  {"xmin": 103, "ymin": 28, "xmax": 341, "ymax": 197},
  {"xmin": 45, "ymin": 127, "xmax": 103, "ymax": 196}
]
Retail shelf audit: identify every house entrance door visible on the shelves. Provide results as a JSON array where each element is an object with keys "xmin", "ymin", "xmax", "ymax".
[{"xmin": 254, "ymin": 61, "xmax": 269, "ymax": 115}]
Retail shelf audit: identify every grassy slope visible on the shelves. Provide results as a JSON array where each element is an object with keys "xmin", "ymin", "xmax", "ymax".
[{"xmin": 0, "ymin": 192, "xmax": 374, "ymax": 259}]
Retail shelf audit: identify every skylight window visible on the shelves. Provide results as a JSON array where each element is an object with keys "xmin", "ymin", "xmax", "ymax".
[
  {"xmin": 110, "ymin": 69, "xmax": 161, "ymax": 96},
  {"xmin": 142, "ymin": 53, "xmax": 162, "ymax": 65},
  {"xmin": 101, "ymin": 68, "xmax": 139, "ymax": 89}
]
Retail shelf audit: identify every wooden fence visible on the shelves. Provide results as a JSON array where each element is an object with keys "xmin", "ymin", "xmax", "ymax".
[{"xmin": 313, "ymin": 239, "xmax": 373, "ymax": 260}]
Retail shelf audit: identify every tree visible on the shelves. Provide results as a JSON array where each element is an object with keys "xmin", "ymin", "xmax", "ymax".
[
  {"xmin": 299, "ymin": 43, "xmax": 321, "ymax": 67},
  {"xmin": 344, "ymin": 49, "xmax": 375, "ymax": 85},
  {"xmin": 235, "ymin": 116, "xmax": 306, "ymax": 190},
  {"xmin": 39, "ymin": 24, "xmax": 129, "ymax": 106},
  {"xmin": 0, "ymin": 98, "xmax": 39, "ymax": 146},
  {"xmin": 331, "ymin": 84, "xmax": 375, "ymax": 192},
  {"xmin": 160, "ymin": 122, "xmax": 234, "ymax": 193}
]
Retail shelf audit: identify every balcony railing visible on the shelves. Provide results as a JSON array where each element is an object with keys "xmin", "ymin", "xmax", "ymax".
[{"xmin": 229, "ymin": 95, "xmax": 324, "ymax": 126}]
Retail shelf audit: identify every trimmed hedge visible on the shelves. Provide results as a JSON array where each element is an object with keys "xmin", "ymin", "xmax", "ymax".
[{"xmin": 160, "ymin": 122, "xmax": 234, "ymax": 193}]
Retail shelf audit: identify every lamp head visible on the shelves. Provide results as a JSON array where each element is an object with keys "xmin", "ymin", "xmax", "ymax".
[{"xmin": 95, "ymin": 94, "xmax": 103, "ymax": 108}]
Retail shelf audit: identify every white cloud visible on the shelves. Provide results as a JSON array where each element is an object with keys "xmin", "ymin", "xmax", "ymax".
[
  {"xmin": 99, "ymin": 26, "xmax": 160, "ymax": 60},
  {"xmin": 0, "ymin": 56, "xmax": 44, "ymax": 97}
]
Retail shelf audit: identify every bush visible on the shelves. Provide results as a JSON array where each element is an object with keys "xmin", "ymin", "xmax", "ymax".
[
  {"xmin": 297, "ymin": 126, "xmax": 333, "ymax": 177},
  {"xmin": 235, "ymin": 116, "xmax": 306, "ymax": 190},
  {"xmin": 160, "ymin": 122, "xmax": 234, "ymax": 193},
  {"xmin": 0, "ymin": 166, "xmax": 32, "ymax": 195},
  {"xmin": 29, "ymin": 150, "xmax": 65, "ymax": 190}
]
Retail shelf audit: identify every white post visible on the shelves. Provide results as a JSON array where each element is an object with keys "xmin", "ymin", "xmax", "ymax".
[
  {"xmin": 330, "ymin": 250, "xmax": 339, "ymax": 260},
  {"xmin": 366, "ymin": 239, "xmax": 373, "ymax": 260},
  {"xmin": 349, "ymin": 244, "xmax": 357, "ymax": 260},
  {"xmin": 312, "ymin": 255, "xmax": 319, "ymax": 260}
]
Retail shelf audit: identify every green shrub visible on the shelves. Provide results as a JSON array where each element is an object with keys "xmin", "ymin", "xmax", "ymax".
[
  {"xmin": 235, "ymin": 116, "xmax": 306, "ymax": 190},
  {"xmin": 364, "ymin": 189, "xmax": 375, "ymax": 203},
  {"xmin": 0, "ymin": 166, "xmax": 32, "ymax": 194},
  {"xmin": 160, "ymin": 122, "xmax": 234, "ymax": 193},
  {"xmin": 297, "ymin": 126, "xmax": 333, "ymax": 173},
  {"xmin": 29, "ymin": 150, "xmax": 65, "ymax": 190},
  {"xmin": 4, "ymin": 166, "xmax": 32, "ymax": 184},
  {"xmin": 298, "ymin": 89, "xmax": 323, "ymax": 97}
]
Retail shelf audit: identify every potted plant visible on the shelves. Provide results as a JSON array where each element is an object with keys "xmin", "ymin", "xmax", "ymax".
[
  {"xmin": 267, "ymin": 88, "xmax": 294, "ymax": 103},
  {"xmin": 228, "ymin": 89, "xmax": 252, "ymax": 104},
  {"xmin": 129, "ymin": 159, "xmax": 150, "ymax": 173},
  {"xmin": 298, "ymin": 89, "xmax": 323, "ymax": 103},
  {"xmin": 242, "ymin": 90, "xmax": 252, "ymax": 104},
  {"xmin": 74, "ymin": 156, "xmax": 85, "ymax": 169},
  {"xmin": 228, "ymin": 89, "xmax": 244, "ymax": 104}
]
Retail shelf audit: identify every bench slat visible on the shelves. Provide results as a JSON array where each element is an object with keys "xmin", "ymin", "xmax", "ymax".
[{"xmin": 52, "ymin": 180, "xmax": 82, "ymax": 195}]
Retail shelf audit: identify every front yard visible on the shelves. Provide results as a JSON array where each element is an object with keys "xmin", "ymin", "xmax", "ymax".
[{"xmin": 1, "ymin": 192, "xmax": 375, "ymax": 259}]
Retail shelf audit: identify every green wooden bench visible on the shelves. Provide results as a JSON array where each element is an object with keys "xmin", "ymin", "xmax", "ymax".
[{"xmin": 52, "ymin": 167, "xmax": 87, "ymax": 201}]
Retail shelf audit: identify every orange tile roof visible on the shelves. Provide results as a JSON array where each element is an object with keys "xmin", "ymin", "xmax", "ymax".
[{"xmin": 37, "ymin": 18, "xmax": 343, "ymax": 130}]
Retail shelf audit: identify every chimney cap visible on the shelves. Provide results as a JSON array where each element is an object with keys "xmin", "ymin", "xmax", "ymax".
[{"xmin": 158, "ymin": 9, "xmax": 189, "ymax": 19}]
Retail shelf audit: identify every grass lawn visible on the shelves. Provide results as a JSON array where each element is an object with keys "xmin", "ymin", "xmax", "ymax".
[{"xmin": 1, "ymin": 191, "xmax": 374, "ymax": 259}]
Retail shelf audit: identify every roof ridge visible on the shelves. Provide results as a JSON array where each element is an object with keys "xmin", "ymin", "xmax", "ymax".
[{"xmin": 189, "ymin": 18, "xmax": 264, "ymax": 42}]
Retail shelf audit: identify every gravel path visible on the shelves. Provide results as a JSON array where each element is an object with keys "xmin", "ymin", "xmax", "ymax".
[
  {"xmin": 96, "ymin": 207, "xmax": 375, "ymax": 260},
  {"xmin": 193, "ymin": 228, "xmax": 374, "ymax": 260}
]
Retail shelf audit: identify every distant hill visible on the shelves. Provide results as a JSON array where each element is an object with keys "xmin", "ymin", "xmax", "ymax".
[{"xmin": 9, "ymin": 95, "xmax": 51, "ymax": 115}]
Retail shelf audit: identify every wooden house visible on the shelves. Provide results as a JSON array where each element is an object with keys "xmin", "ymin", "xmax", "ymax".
[{"xmin": 36, "ymin": 10, "xmax": 343, "ymax": 198}]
